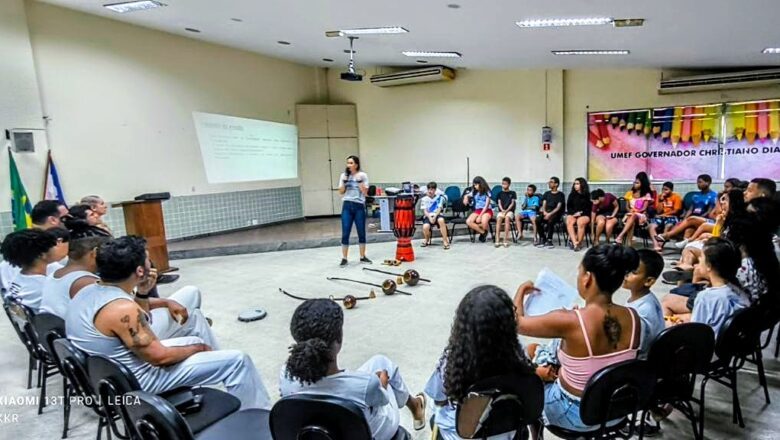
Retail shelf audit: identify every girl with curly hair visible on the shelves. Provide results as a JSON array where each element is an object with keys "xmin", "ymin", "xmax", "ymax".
[
  {"xmin": 425, "ymin": 285, "xmax": 534, "ymax": 439},
  {"xmin": 514, "ymin": 244, "xmax": 642, "ymax": 432},
  {"xmin": 280, "ymin": 299, "xmax": 426, "ymax": 439}
]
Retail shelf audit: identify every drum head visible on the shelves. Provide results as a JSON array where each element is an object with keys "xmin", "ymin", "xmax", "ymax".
[{"xmin": 238, "ymin": 308, "xmax": 268, "ymax": 322}]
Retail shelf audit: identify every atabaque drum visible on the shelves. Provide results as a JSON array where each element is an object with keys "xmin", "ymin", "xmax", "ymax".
[{"xmin": 393, "ymin": 195, "xmax": 416, "ymax": 261}]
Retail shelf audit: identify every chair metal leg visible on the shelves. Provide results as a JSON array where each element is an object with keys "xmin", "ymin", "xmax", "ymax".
[
  {"xmin": 37, "ymin": 360, "xmax": 43, "ymax": 388},
  {"xmin": 27, "ymin": 354, "xmax": 34, "ymax": 389},
  {"xmin": 62, "ymin": 378, "xmax": 70, "ymax": 439},
  {"xmin": 775, "ymin": 325, "xmax": 780, "ymax": 358},
  {"xmin": 730, "ymin": 369, "xmax": 745, "ymax": 428},
  {"xmin": 755, "ymin": 349, "xmax": 771, "ymax": 405},
  {"xmin": 38, "ymin": 367, "xmax": 47, "ymax": 414},
  {"xmin": 699, "ymin": 376, "xmax": 709, "ymax": 438}
]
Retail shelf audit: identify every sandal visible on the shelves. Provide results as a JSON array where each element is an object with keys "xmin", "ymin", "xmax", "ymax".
[
  {"xmin": 413, "ymin": 393, "xmax": 427, "ymax": 431},
  {"xmin": 443, "ymin": 242, "xmax": 451, "ymax": 250},
  {"xmin": 420, "ymin": 241, "xmax": 430, "ymax": 247}
]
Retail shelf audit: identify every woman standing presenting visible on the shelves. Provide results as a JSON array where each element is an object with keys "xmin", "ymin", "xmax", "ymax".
[{"xmin": 338, "ymin": 155, "xmax": 372, "ymax": 266}]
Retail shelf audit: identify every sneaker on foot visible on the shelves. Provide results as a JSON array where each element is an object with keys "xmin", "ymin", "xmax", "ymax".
[
  {"xmin": 340, "ymin": 258, "xmax": 348, "ymax": 267},
  {"xmin": 534, "ymin": 239, "xmax": 544, "ymax": 248},
  {"xmin": 479, "ymin": 233, "xmax": 487, "ymax": 242},
  {"xmin": 360, "ymin": 256, "xmax": 373, "ymax": 264},
  {"xmin": 545, "ymin": 240, "xmax": 554, "ymax": 249}
]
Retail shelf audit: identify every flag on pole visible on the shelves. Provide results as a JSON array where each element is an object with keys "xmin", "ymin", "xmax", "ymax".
[
  {"xmin": 8, "ymin": 149, "xmax": 32, "ymax": 231},
  {"xmin": 43, "ymin": 150, "xmax": 66, "ymax": 205}
]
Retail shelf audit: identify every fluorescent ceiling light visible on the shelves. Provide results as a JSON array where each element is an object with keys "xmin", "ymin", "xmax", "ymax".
[
  {"xmin": 762, "ymin": 48, "xmax": 780, "ymax": 54},
  {"xmin": 402, "ymin": 51, "xmax": 461, "ymax": 58},
  {"xmin": 516, "ymin": 17, "xmax": 613, "ymax": 28},
  {"xmin": 552, "ymin": 50, "xmax": 629, "ymax": 55},
  {"xmin": 326, "ymin": 27, "xmax": 408, "ymax": 37},
  {"xmin": 104, "ymin": 1, "xmax": 165, "ymax": 13}
]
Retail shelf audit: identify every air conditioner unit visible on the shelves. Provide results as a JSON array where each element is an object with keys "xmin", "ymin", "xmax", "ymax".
[
  {"xmin": 658, "ymin": 69, "xmax": 780, "ymax": 94},
  {"xmin": 370, "ymin": 66, "xmax": 456, "ymax": 87}
]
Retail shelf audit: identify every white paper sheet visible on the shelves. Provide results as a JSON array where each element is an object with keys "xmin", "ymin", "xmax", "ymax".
[{"xmin": 524, "ymin": 267, "xmax": 579, "ymax": 316}]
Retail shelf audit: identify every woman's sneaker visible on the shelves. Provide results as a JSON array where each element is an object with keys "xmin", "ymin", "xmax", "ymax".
[
  {"xmin": 340, "ymin": 258, "xmax": 348, "ymax": 267},
  {"xmin": 360, "ymin": 256, "xmax": 373, "ymax": 264}
]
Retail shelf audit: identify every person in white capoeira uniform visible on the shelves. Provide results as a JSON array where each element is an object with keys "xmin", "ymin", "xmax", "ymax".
[{"xmin": 65, "ymin": 236, "xmax": 270, "ymax": 409}]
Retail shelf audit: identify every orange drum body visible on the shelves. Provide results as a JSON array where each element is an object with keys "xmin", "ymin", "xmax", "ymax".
[{"xmin": 393, "ymin": 195, "xmax": 416, "ymax": 261}]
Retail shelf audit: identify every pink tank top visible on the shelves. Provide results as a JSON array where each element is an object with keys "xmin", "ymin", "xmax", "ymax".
[{"xmin": 558, "ymin": 308, "xmax": 639, "ymax": 393}]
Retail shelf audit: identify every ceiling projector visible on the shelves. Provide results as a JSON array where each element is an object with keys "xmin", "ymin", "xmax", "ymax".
[{"xmin": 341, "ymin": 36, "xmax": 363, "ymax": 82}]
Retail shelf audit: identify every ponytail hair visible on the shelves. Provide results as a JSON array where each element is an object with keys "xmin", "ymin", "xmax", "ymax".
[
  {"xmin": 582, "ymin": 244, "xmax": 640, "ymax": 294},
  {"xmin": 285, "ymin": 299, "xmax": 344, "ymax": 385}
]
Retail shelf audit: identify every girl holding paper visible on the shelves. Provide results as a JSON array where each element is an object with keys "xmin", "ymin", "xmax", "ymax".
[{"xmin": 514, "ymin": 244, "xmax": 642, "ymax": 432}]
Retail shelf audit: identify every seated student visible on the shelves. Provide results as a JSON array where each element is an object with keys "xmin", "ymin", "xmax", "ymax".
[
  {"xmin": 514, "ymin": 244, "xmax": 641, "ymax": 432},
  {"xmin": 565, "ymin": 178, "xmax": 592, "ymax": 252},
  {"xmin": 744, "ymin": 177, "xmax": 777, "ymax": 203},
  {"xmin": 66, "ymin": 236, "xmax": 269, "ymax": 409},
  {"xmin": 426, "ymin": 285, "xmax": 535, "ymax": 440},
  {"xmin": 655, "ymin": 174, "xmax": 718, "ymax": 246},
  {"xmin": 0, "ymin": 200, "xmax": 69, "ymax": 291},
  {"xmin": 670, "ymin": 189, "xmax": 744, "ymax": 272},
  {"xmin": 622, "ymin": 250, "xmax": 665, "ymax": 358},
  {"xmin": 279, "ymin": 299, "xmax": 426, "ymax": 439},
  {"xmin": 464, "ymin": 176, "xmax": 493, "ymax": 243},
  {"xmin": 0, "ymin": 229, "xmax": 67, "ymax": 311},
  {"xmin": 590, "ymin": 189, "xmax": 619, "ymax": 245},
  {"xmin": 80, "ymin": 195, "xmax": 112, "ymax": 233},
  {"xmin": 40, "ymin": 236, "xmax": 108, "ymax": 318},
  {"xmin": 420, "ymin": 182, "xmax": 450, "ymax": 249},
  {"xmin": 616, "ymin": 173, "xmax": 654, "ymax": 247},
  {"xmin": 64, "ymin": 204, "xmax": 112, "ymax": 238},
  {"xmin": 649, "ymin": 182, "xmax": 683, "ymax": 251},
  {"xmin": 494, "ymin": 177, "xmax": 517, "ymax": 248},
  {"xmin": 516, "ymin": 184, "xmax": 542, "ymax": 242},
  {"xmin": 534, "ymin": 177, "xmax": 566, "ymax": 249},
  {"xmin": 668, "ymin": 238, "xmax": 750, "ymax": 336}
]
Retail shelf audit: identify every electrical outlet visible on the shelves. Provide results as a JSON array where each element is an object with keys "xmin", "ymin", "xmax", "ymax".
[{"xmin": 251, "ymin": 219, "xmax": 259, "ymax": 226}]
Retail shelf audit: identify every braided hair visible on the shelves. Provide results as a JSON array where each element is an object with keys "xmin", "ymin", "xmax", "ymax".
[
  {"xmin": 582, "ymin": 244, "xmax": 640, "ymax": 348},
  {"xmin": 285, "ymin": 299, "xmax": 343, "ymax": 385}
]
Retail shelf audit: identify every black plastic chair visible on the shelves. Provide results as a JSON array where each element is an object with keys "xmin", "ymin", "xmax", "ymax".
[
  {"xmin": 124, "ymin": 390, "xmax": 271, "ymax": 440},
  {"xmin": 545, "ymin": 359, "xmax": 656, "ymax": 440},
  {"xmin": 270, "ymin": 393, "xmax": 411, "ymax": 440},
  {"xmin": 643, "ymin": 323, "xmax": 715, "ymax": 440},
  {"xmin": 455, "ymin": 373, "xmax": 544, "ymax": 439},
  {"xmin": 748, "ymin": 298, "xmax": 779, "ymax": 405},
  {"xmin": 53, "ymin": 338, "xmax": 113, "ymax": 440},
  {"xmin": 3, "ymin": 296, "xmax": 41, "ymax": 389},
  {"xmin": 28, "ymin": 313, "xmax": 68, "ymax": 417},
  {"xmin": 86, "ymin": 354, "xmax": 241, "ymax": 439},
  {"xmin": 699, "ymin": 306, "xmax": 763, "ymax": 431}
]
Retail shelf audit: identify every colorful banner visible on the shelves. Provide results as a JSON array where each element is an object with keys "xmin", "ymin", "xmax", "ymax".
[{"xmin": 587, "ymin": 99, "xmax": 780, "ymax": 182}]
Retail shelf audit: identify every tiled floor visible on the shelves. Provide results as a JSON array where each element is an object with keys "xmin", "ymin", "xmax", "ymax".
[{"xmin": 2, "ymin": 238, "xmax": 779, "ymax": 439}]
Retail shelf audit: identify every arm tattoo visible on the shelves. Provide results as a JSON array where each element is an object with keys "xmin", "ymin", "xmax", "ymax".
[{"xmin": 123, "ymin": 309, "xmax": 153, "ymax": 348}]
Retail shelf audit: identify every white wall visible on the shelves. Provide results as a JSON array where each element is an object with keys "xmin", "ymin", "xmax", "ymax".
[
  {"xmin": 327, "ymin": 68, "xmax": 565, "ymax": 185},
  {"xmin": 563, "ymin": 69, "xmax": 780, "ymax": 182},
  {"xmin": 0, "ymin": 0, "xmax": 49, "ymax": 201},
  {"xmin": 21, "ymin": 1, "xmax": 323, "ymax": 203}
]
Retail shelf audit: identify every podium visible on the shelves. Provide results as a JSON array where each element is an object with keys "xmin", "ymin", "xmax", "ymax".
[{"xmin": 113, "ymin": 200, "xmax": 172, "ymax": 272}]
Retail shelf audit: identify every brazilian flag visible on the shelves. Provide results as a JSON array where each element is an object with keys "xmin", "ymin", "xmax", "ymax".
[{"xmin": 8, "ymin": 150, "xmax": 32, "ymax": 230}]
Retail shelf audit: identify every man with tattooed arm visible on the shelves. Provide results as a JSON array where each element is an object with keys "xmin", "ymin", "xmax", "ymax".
[{"xmin": 65, "ymin": 236, "xmax": 270, "ymax": 409}]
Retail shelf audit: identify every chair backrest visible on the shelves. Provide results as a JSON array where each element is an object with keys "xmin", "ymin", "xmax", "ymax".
[
  {"xmin": 714, "ymin": 306, "xmax": 763, "ymax": 362},
  {"xmin": 2, "ymin": 299, "xmax": 38, "ymax": 359},
  {"xmin": 444, "ymin": 186, "xmax": 461, "ymax": 205},
  {"xmin": 270, "ymin": 394, "xmax": 372, "ymax": 440},
  {"xmin": 490, "ymin": 185, "xmax": 503, "ymax": 202},
  {"xmin": 647, "ymin": 323, "xmax": 714, "ymax": 401},
  {"xmin": 53, "ymin": 338, "xmax": 103, "ymax": 414},
  {"xmin": 579, "ymin": 359, "xmax": 656, "ymax": 428},
  {"xmin": 87, "ymin": 354, "xmax": 142, "ymax": 439},
  {"xmin": 682, "ymin": 191, "xmax": 697, "ymax": 212},
  {"xmin": 616, "ymin": 197, "xmax": 629, "ymax": 216},
  {"xmin": 124, "ymin": 390, "xmax": 195, "ymax": 440},
  {"xmin": 455, "ymin": 373, "xmax": 544, "ymax": 439},
  {"xmin": 31, "ymin": 312, "xmax": 66, "ymax": 365}
]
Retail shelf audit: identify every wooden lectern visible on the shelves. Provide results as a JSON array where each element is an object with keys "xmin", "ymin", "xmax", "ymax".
[{"xmin": 113, "ymin": 200, "xmax": 172, "ymax": 272}]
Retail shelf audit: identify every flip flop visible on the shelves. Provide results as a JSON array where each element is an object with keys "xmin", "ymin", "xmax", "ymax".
[
  {"xmin": 443, "ymin": 243, "xmax": 451, "ymax": 250},
  {"xmin": 413, "ymin": 393, "xmax": 426, "ymax": 431},
  {"xmin": 420, "ymin": 241, "xmax": 429, "ymax": 247}
]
